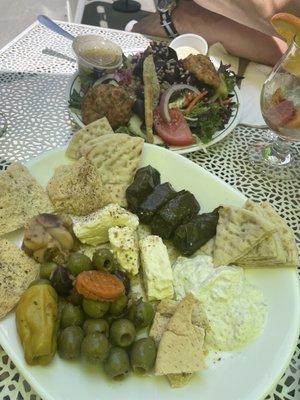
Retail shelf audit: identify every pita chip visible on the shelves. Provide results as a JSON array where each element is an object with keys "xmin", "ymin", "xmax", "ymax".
[
  {"xmin": 155, "ymin": 294, "xmax": 205, "ymax": 376},
  {"xmin": 150, "ymin": 298, "xmax": 209, "ymax": 346},
  {"xmin": 0, "ymin": 164, "xmax": 53, "ymax": 236},
  {"xmin": 213, "ymin": 205, "xmax": 276, "ymax": 266},
  {"xmin": 157, "ymin": 298, "xmax": 209, "ymax": 330},
  {"xmin": 47, "ymin": 159, "xmax": 104, "ymax": 215},
  {"xmin": 149, "ymin": 313, "xmax": 170, "ymax": 346},
  {"xmin": 0, "ymin": 239, "xmax": 39, "ymax": 319},
  {"xmin": 66, "ymin": 117, "xmax": 114, "ymax": 159}
]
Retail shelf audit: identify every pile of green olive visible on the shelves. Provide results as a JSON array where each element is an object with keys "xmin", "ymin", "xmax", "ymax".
[
  {"xmin": 39, "ymin": 250, "xmax": 131, "ymax": 296},
  {"xmin": 36, "ymin": 249, "xmax": 156, "ymax": 380}
]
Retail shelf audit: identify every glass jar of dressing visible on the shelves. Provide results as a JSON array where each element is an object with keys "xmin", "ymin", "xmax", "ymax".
[{"xmin": 72, "ymin": 35, "xmax": 123, "ymax": 88}]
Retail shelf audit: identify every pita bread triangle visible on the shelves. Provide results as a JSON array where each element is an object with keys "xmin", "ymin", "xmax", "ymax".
[
  {"xmin": 235, "ymin": 201, "xmax": 298, "ymax": 268},
  {"xmin": 66, "ymin": 117, "xmax": 114, "ymax": 159},
  {"xmin": 77, "ymin": 133, "xmax": 144, "ymax": 207},
  {"xmin": 260, "ymin": 202, "xmax": 298, "ymax": 267},
  {"xmin": 0, "ymin": 163, "xmax": 53, "ymax": 236},
  {"xmin": 0, "ymin": 239, "xmax": 39, "ymax": 319},
  {"xmin": 213, "ymin": 205, "xmax": 276, "ymax": 266},
  {"xmin": 83, "ymin": 133, "xmax": 144, "ymax": 185},
  {"xmin": 155, "ymin": 294, "xmax": 205, "ymax": 376},
  {"xmin": 237, "ymin": 200, "xmax": 286, "ymax": 263}
]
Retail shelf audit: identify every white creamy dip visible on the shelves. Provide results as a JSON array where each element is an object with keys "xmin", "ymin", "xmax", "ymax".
[
  {"xmin": 175, "ymin": 46, "xmax": 200, "ymax": 59},
  {"xmin": 173, "ymin": 255, "xmax": 267, "ymax": 351}
]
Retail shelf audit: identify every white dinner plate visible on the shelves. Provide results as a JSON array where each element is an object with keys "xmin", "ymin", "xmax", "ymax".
[
  {"xmin": 67, "ymin": 72, "xmax": 242, "ymax": 154},
  {"xmin": 0, "ymin": 144, "xmax": 299, "ymax": 400}
]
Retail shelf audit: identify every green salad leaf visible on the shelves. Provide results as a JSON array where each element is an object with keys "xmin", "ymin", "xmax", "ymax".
[
  {"xmin": 186, "ymin": 101, "xmax": 233, "ymax": 143},
  {"xmin": 115, "ymin": 114, "xmax": 146, "ymax": 140},
  {"xmin": 68, "ymin": 89, "xmax": 83, "ymax": 110},
  {"xmin": 218, "ymin": 62, "xmax": 243, "ymax": 94}
]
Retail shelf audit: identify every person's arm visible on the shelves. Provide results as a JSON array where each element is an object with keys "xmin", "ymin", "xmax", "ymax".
[
  {"xmin": 193, "ymin": 0, "xmax": 300, "ymax": 36},
  {"xmin": 132, "ymin": 1, "xmax": 287, "ymax": 66}
]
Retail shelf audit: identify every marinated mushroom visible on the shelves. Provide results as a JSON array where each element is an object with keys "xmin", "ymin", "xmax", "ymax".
[{"xmin": 22, "ymin": 213, "xmax": 78, "ymax": 264}]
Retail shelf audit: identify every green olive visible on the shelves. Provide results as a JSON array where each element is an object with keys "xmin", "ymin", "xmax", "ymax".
[
  {"xmin": 58, "ymin": 326, "xmax": 84, "ymax": 360},
  {"xmin": 67, "ymin": 252, "xmax": 93, "ymax": 276},
  {"xmin": 104, "ymin": 346, "xmax": 130, "ymax": 380},
  {"xmin": 109, "ymin": 294, "xmax": 128, "ymax": 316},
  {"xmin": 110, "ymin": 319, "xmax": 136, "ymax": 347},
  {"xmin": 130, "ymin": 338, "xmax": 157, "ymax": 374},
  {"xmin": 92, "ymin": 249, "xmax": 118, "ymax": 273},
  {"xmin": 82, "ymin": 298, "xmax": 110, "ymax": 319},
  {"xmin": 28, "ymin": 278, "xmax": 51, "ymax": 288},
  {"xmin": 128, "ymin": 300, "xmax": 155, "ymax": 329},
  {"xmin": 81, "ymin": 332, "xmax": 109, "ymax": 363},
  {"xmin": 83, "ymin": 319, "xmax": 109, "ymax": 337},
  {"xmin": 60, "ymin": 303, "xmax": 85, "ymax": 329},
  {"xmin": 39, "ymin": 262, "xmax": 57, "ymax": 279}
]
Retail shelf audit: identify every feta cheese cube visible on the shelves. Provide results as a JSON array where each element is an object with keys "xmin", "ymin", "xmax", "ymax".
[
  {"xmin": 73, "ymin": 203, "xmax": 139, "ymax": 245},
  {"xmin": 139, "ymin": 235, "xmax": 174, "ymax": 301},
  {"xmin": 109, "ymin": 226, "xmax": 139, "ymax": 276}
]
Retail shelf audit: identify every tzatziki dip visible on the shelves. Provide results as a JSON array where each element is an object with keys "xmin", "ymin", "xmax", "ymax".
[{"xmin": 173, "ymin": 255, "xmax": 267, "ymax": 351}]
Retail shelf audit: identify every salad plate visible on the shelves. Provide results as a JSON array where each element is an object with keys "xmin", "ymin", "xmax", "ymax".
[
  {"xmin": 67, "ymin": 72, "xmax": 242, "ymax": 153},
  {"xmin": 66, "ymin": 41, "xmax": 243, "ymax": 154},
  {"xmin": 0, "ymin": 144, "xmax": 299, "ymax": 400}
]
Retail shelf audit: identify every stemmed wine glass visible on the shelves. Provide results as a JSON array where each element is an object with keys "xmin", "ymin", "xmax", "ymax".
[{"xmin": 249, "ymin": 37, "xmax": 300, "ymax": 179}]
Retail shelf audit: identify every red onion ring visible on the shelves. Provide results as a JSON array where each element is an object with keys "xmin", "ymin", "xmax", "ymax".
[{"xmin": 159, "ymin": 84, "xmax": 200, "ymax": 122}]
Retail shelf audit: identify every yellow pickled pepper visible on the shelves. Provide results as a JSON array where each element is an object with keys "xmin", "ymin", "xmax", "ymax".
[{"xmin": 16, "ymin": 284, "xmax": 58, "ymax": 365}]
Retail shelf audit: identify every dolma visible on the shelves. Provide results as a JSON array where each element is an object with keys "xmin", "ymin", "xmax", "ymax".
[
  {"xmin": 151, "ymin": 190, "xmax": 200, "ymax": 239},
  {"xmin": 173, "ymin": 207, "xmax": 220, "ymax": 256},
  {"xmin": 126, "ymin": 165, "xmax": 161, "ymax": 212},
  {"xmin": 138, "ymin": 182, "xmax": 177, "ymax": 223}
]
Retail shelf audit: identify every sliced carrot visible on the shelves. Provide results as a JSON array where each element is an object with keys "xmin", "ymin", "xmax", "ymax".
[
  {"xmin": 76, "ymin": 271, "xmax": 124, "ymax": 301},
  {"xmin": 220, "ymin": 98, "xmax": 232, "ymax": 106},
  {"xmin": 185, "ymin": 90, "xmax": 208, "ymax": 114}
]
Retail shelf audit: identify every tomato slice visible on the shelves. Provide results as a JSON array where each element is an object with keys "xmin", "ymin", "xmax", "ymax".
[{"xmin": 153, "ymin": 107, "xmax": 194, "ymax": 146}]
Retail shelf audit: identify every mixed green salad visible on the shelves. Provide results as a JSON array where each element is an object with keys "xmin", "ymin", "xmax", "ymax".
[{"xmin": 69, "ymin": 42, "xmax": 242, "ymax": 146}]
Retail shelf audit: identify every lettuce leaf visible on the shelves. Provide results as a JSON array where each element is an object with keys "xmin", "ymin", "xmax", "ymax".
[{"xmin": 186, "ymin": 101, "xmax": 233, "ymax": 143}]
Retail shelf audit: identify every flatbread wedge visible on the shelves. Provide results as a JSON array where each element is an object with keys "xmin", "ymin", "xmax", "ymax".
[
  {"xmin": 213, "ymin": 205, "xmax": 276, "ymax": 266},
  {"xmin": 0, "ymin": 163, "xmax": 53, "ymax": 236},
  {"xmin": 143, "ymin": 54, "xmax": 160, "ymax": 144},
  {"xmin": 82, "ymin": 133, "xmax": 144, "ymax": 206},
  {"xmin": 0, "ymin": 239, "xmax": 39, "ymax": 319},
  {"xmin": 237, "ymin": 201, "xmax": 298, "ymax": 267},
  {"xmin": 155, "ymin": 294, "xmax": 205, "ymax": 376},
  {"xmin": 47, "ymin": 159, "xmax": 104, "ymax": 216},
  {"xmin": 66, "ymin": 117, "xmax": 114, "ymax": 159},
  {"xmin": 150, "ymin": 298, "xmax": 209, "ymax": 346},
  {"xmin": 260, "ymin": 202, "xmax": 298, "ymax": 267},
  {"xmin": 238, "ymin": 200, "xmax": 286, "ymax": 263}
]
